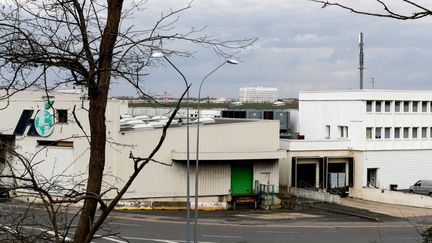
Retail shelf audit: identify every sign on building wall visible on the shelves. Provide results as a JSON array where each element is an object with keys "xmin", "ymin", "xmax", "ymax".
[{"xmin": 34, "ymin": 101, "xmax": 55, "ymax": 137}]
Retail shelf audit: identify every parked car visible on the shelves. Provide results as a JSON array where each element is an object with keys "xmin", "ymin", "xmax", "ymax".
[{"xmin": 409, "ymin": 180, "xmax": 432, "ymax": 196}]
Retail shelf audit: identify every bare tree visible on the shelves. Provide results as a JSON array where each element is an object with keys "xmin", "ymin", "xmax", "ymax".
[{"xmin": 0, "ymin": 0, "xmax": 254, "ymax": 242}]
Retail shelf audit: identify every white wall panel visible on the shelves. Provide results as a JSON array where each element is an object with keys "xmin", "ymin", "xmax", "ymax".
[{"xmin": 363, "ymin": 150, "xmax": 432, "ymax": 189}]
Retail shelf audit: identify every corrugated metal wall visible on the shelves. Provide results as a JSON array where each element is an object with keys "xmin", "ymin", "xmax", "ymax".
[
  {"xmin": 196, "ymin": 162, "xmax": 231, "ymax": 196},
  {"xmin": 253, "ymin": 160, "xmax": 279, "ymax": 192},
  {"xmin": 109, "ymin": 120, "xmax": 280, "ymax": 198}
]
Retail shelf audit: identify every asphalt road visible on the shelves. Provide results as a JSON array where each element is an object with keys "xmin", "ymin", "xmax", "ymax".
[
  {"xmin": 96, "ymin": 215, "xmax": 422, "ymax": 243},
  {"xmin": 0, "ymin": 202, "xmax": 429, "ymax": 243},
  {"xmin": 93, "ymin": 208, "xmax": 426, "ymax": 243}
]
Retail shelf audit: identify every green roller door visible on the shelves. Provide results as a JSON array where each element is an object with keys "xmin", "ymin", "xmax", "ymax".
[{"xmin": 231, "ymin": 165, "xmax": 253, "ymax": 195}]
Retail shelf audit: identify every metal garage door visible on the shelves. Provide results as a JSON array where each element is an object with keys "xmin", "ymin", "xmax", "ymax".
[{"xmin": 231, "ymin": 164, "xmax": 253, "ymax": 195}]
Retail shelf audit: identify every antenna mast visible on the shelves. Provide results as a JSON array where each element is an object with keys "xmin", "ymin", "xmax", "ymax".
[{"xmin": 359, "ymin": 32, "xmax": 365, "ymax": 89}]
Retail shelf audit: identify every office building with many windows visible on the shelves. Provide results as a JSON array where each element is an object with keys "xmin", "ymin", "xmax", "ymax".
[
  {"xmin": 280, "ymin": 90, "xmax": 432, "ymax": 200},
  {"xmin": 239, "ymin": 86, "xmax": 278, "ymax": 103}
]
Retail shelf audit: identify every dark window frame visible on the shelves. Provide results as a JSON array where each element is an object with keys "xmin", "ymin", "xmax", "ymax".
[{"xmin": 57, "ymin": 109, "xmax": 68, "ymax": 123}]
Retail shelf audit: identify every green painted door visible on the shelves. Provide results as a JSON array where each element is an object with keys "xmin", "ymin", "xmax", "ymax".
[{"xmin": 231, "ymin": 165, "xmax": 253, "ymax": 195}]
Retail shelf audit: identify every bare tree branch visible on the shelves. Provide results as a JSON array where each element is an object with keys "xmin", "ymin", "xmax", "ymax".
[{"xmin": 311, "ymin": 0, "xmax": 432, "ymax": 20}]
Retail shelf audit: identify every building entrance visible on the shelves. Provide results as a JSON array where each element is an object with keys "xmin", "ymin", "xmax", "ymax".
[{"xmin": 297, "ymin": 163, "xmax": 316, "ymax": 188}]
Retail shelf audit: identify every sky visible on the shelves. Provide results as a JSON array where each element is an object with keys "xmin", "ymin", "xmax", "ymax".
[{"xmin": 111, "ymin": 0, "xmax": 432, "ymax": 99}]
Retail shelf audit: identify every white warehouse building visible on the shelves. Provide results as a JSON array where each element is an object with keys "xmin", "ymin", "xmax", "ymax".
[
  {"xmin": 0, "ymin": 90, "xmax": 284, "ymax": 206},
  {"xmin": 280, "ymin": 90, "xmax": 432, "ymax": 198},
  {"xmin": 239, "ymin": 86, "xmax": 278, "ymax": 103}
]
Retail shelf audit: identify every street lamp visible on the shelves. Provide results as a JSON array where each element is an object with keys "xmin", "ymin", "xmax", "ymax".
[
  {"xmin": 194, "ymin": 58, "xmax": 238, "ymax": 243},
  {"xmin": 151, "ymin": 50, "xmax": 192, "ymax": 243}
]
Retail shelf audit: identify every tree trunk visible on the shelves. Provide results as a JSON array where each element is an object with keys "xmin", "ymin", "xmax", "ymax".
[{"xmin": 74, "ymin": 1, "xmax": 123, "ymax": 242}]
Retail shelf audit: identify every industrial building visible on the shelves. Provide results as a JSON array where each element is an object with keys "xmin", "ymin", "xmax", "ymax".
[
  {"xmin": 0, "ymin": 90, "xmax": 285, "ymax": 206},
  {"xmin": 3, "ymin": 89, "xmax": 432, "ymax": 209},
  {"xmin": 280, "ymin": 90, "xmax": 432, "ymax": 199}
]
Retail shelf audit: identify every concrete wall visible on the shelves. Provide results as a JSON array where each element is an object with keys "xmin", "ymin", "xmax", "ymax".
[
  {"xmin": 299, "ymin": 99, "xmax": 365, "ymax": 149},
  {"xmin": 290, "ymin": 188, "xmax": 341, "ymax": 204},
  {"xmin": 358, "ymin": 188, "xmax": 432, "ymax": 209}
]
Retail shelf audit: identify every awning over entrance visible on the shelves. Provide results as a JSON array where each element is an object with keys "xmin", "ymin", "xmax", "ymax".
[{"xmin": 172, "ymin": 150, "xmax": 287, "ymax": 161}]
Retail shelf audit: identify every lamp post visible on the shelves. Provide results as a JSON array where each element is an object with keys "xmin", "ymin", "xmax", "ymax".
[
  {"xmin": 194, "ymin": 58, "xmax": 238, "ymax": 243},
  {"xmin": 151, "ymin": 50, "xmax": 192, "ymax": 243}
]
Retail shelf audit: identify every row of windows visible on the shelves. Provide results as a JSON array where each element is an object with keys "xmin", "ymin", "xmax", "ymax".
[
  {"xmin": 366, "ymin": 100, "xmax": 432, "ymax": 113},
  {"xmin": 366, "ymin": 127, "xmax": 432, "ymax": 140}
]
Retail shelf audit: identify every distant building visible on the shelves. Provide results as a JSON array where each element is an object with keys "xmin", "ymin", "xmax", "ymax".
[{"xmin": 239, "ymin": 86, "xmax": 277, "ymax": 103}]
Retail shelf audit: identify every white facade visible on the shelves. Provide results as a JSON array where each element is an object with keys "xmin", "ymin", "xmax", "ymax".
[
  {"xmin": 0, "ymin": 89, "xmax": 126, "ymax": 196},
  {"xmin": 0, "ymin": 90, "xmax": 284, "ymax": 203},
  {"xmin": 239, "ymin": 86, "xmax": 277, "ymax": 103},
  {"xmin": 281, "ymin": 90, "xmax": 432, "ymax": 195}
]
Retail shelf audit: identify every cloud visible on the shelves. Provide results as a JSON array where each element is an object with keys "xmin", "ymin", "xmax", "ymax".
[
  {"xmin": 290, "ymin": 34, "xmax": 321, "ymax": 44},
  {"xmin": 111, "ymin": 0, "xmax": 432, "ymax": 99}
]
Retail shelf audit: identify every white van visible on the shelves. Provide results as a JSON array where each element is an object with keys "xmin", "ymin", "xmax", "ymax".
[{"xmin": 409, "ymin": 180, "xmax": 432, "ymax": 196}]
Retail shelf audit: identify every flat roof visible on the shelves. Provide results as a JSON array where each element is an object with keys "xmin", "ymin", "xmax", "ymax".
[{"xmin": 120, "ymin": 117, "xmax": 258, "ymax": 132}]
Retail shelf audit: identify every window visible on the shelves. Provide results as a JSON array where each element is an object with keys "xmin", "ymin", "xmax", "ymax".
[
  {"xmin": 413, "ymin": 101, "xmax": 418, "ymax": 112},
  {"xmin": 394, "ymin": 127, "xmax": 401, "ymax": 139},
  {"xmin": 375, "ymin": 127, "xmax": 382, "ymax": 139},
  {"xmin": 384, "ymin": 101, "xmax": 391, "ymax": 112},
  {"xmin": 384, "ymin": 127, "xmax": 391, "ymax": 139},
  {"xmin": 375, "ymin": 101, "xmax": 382, "ymax": 112},
  {"xmin": 422, "ymin": 102, "xmax": 428, "ymax": 112},
  {"xmin": 395, "ymin": 101, "xmax": 401, "ymax": 112},
  {"xmin": 338, "ymin": 126, "xmax": 348, "ymax": 138},
  {"xmin": 57, "ymin": 109, "xmax": 68, "ymax": 123},
  {"xmin": 325, "ymin": 125, "xmax": 330, "ymax": 139},
  {"xmin": 37, "ymin": 140, "xmax": 73, "ymax": 147},
  {"xmin": 403, "ymin": 101, "xmax": 410, "ymax": 112},
  {"xmin": 412, "ymin": 127, "xmax": 418, "ymax": 139},
  {"xmin": 422, "ymin": 127, "xmax": 428, "ymax": 138},
  {"xmin": 366, "ymin": 101, "xmax": 372, "ymax": 112},
  {"xmin": 403, "ymin": 127, "xmax": 409, "ymax": 139},
  {"xmin": 366, "ymin": 127, "xmax": 372, "ymax": 139}
]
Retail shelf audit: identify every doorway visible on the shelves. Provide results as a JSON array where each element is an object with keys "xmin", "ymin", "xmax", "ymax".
[
  {"xmin": 231, "ymin": 164, "xmax": 253, "ymax": 195},
  {"xmin": 367, "ymin": 168, "xmax": 378, "ymax": 188},
  {"xmin": 297, "ymin": 163, "xmax": 316, "ymax": 188}
]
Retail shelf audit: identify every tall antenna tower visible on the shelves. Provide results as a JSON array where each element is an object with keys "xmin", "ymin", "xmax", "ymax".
[{"xmin": 359, "ymin": 32, "xmax": 365, "ymax": 89}]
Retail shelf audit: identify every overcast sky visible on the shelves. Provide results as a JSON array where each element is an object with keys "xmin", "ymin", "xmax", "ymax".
[{"xmin": 111, "ymin": 0, "xmax": 432, "ymax": 99}]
